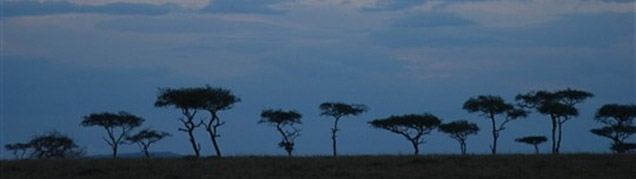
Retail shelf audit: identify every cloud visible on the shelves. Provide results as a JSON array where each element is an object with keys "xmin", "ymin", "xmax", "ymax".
[
  {"xmin": 200, "ymin": 0, "xmax": 288, "ymax": 14},
  {"xmin": 2, "ymin": 1, "xmax": 179, "ymax": 17},
  {"xmin": 391, "ymin": 12, "xmax": 474, "ymax": 28},
  {"xmin": 372, "ymin": 12, "xmax": 634, "ymax": 48},
  {"xmin": 360, "ymin": 0, "xmax": 489, "ymax": 12}
]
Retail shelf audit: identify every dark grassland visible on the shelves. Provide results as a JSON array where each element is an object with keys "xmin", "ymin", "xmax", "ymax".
[{"xmin": 1, "ymin": 154, "xmax": 635, "ymax": 179}]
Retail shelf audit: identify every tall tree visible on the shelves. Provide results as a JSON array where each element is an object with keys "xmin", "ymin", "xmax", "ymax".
[
  {"xmin": 369, "ymin": 113, "xmax": 441, "ymax": 155},
  {"xmin": 4, "ymin": 143, "xmax": 30, "ymax": 160},
  {"xmin": 197, "ymin": 86, "xmax": 240, "ymax": 158},
  {"xmin": 438, "ymin": 120, "xmax": 480, "ymax": 155},
  {"xmin": 259, "ymin": 109, "xmax": 302, "ymax": 157},
  {"xmin": 590, "ymin": 104, "xmax": 636, "ymax": 153},
  {"xmin": 319, "ymin": 102, "xmax": 368, "ymax": 157},
  {"xmin": 29, "ymin": 131, "xmax": 85, "ymax": 159},
  {"xmin": 81, "ymin": 111, "xmax": 144, "ymax": 158},
  {"xmin": 515, "ymin": 136, "xmax": 548, "ymax": 154},
  {"xmin": 516, "ymin": 88, "xmax": 593, "ymax": 154},
  {"xmin": 464, "ymin": 95, "xmax": 527, "ymax": 154},
  {"xmin": 155, "ymin": 87, "xmax": 206, "ymax": 157},
  {"xmin": 126, "ymin": 129, "xmax": 171, "ymax": 158}
]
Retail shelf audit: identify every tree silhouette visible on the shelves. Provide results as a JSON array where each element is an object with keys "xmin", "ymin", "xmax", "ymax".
[
  {"xmin": 516, "ymin": 88, "xmax": 593, "ymax": 154},
  {"xmin": 259, "ymin": 109, "xmax": 302, "ymax": 157},
  {"xmin": 464, "ymin": 95, "xmax": 527, "ymax": 154},
  {"xmin": 369, "ymin": 113, "xmax": 441, "ymax": 155},
  {"xmin": 438, "ymin": 120, "xmax": 479, "ymax": 155},
  {"xmin": 197, "ymin": 86, "xmax": 240, "ymax": 158},
  {"xmin": 319, "ymin": 102, "xmax": 368, "ymax": 157},
  {"xmin": 590, "ymin": 104, "xmax": 636, "ymax": 153},
  {"xmin": 126, "ymin": 128, "xmax": 171, "ymax": 158},
  {"xmin": 29, "ymin": 131, "xmax": 85, "ymax": 159},
  {"xmin": 81, "ymin": 111, "xmax": 144, "ymax": 158},
  {"xmin": 4, "ymin": 143, "xmax": 30, "ymax": 160},
  {"xmin": 155, "ymin": 87, "xmax": 207, "ymax": 157},
  {"xmin": 515, "ymin": 136, "xmax": 547, "ymax": 154}
]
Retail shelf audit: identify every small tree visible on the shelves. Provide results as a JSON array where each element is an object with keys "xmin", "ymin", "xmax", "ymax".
[
  {"xmin": 29, "ymin": 131, "xmax": 85, "ymax": 159},
  {"xmin": 155, "ymin": 87, "xmax": 206, "ymax": 157},
  {"xmin": 515, "ymin": 136, "xmax": 548, "ymax": 154},
  {"xmin": 4, "ymin": 143, "xmax": 30, "ymax": 160},
  {"xmin": 81, "ymin": 111, "xmax": 144, "ymax": 158},
  {"xmin": 438, "ymin": 120, "xmax": 479, "ymax": 155},
  {"xmin": 259, "ymin": 109, "xmax": 302, "ymax": 157},
  {"xmin": 590, "ymin": 104, "xmax": 636, "ymax": 153},
  {"xmin": 126, "ymin": 129, "xmax": 171, "ymax": 158},
  {"xmin": 319, "ymin": 102, "xmax": 368, "ymax": 157},
  {"xmin": 197, "ymin": 86, "xmax": 240, "ymax": 158},
  {"xmin": 369, "ymin": 113, "xmax": 441, "ymax": 155},
  {"xmin": 464, "ymin": 95, "xmax": 527, "ymax": 154},
  {"xmin": 517, "ymin": 88, "xmax": 593, "ymax": 154}
]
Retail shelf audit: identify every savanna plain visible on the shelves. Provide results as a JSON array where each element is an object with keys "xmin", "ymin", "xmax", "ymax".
[{"xmin": 1, "ymin": 154, "xmax": 635, "ymax": 179}]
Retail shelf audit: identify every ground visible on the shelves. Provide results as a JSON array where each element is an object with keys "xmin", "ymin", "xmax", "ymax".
[{"xmin": 1, "ymin": 154, "xmax": 635, "ymax": 179}]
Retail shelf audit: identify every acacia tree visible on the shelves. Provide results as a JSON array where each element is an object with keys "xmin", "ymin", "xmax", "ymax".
[
  {"xmin": 197, "ymin": 86, "xmax": 240, "ymax": 158},
  {"xmin": 81, "ymin": 111, "xmax": 144, "ymax": 158},
  {"xmin": 438, "ymin": 120, "xmax": 479, "ymax": 155},
  {"xmin": 464, "ymin": 95, "xmax": 527, "ymax": 155},
  {"xmin": 369, "ymin": 113, "xmax": 441, "ymax": 155},
  {"xmin": 516, "ymin": 88, "xmax": 593, "ymax": 154},
  {"xmin": 319, "ymin": 102, "xmax": 368, "ymax": 157},
  {"xmin": 29, "ymin": 131, "xmax": 85, "ymax": 159},
  {"xmin": 4, "ymin": 143, "xmax": 30, "ymax": 160},
  {"xmin": 126, "ymin": 129, "xmax": 171, "ymax": 158},
  {"xmin": 590, "ymin": 104, "xmax": 636, "ymax": 153},
  {"xmin": 515, "ymin": 136, "xmax": 548, "ymax": 154},
  {"xmin": 259, "ymin": 109, "xmax": 302, "ymax": 157},
  {"xmin": 155, "ymin": 87, "xmax": 206, "ymax": 157}
]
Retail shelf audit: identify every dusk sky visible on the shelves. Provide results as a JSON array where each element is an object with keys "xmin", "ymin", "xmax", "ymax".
[{"xmin": 1, "ymin": 0, "xmax": 634, "ymax": 158}]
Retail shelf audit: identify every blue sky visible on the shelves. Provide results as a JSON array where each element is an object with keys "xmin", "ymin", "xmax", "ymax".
[{"xmin": 1, "ymin": 0, "xmax": 634, "ymax": 158}]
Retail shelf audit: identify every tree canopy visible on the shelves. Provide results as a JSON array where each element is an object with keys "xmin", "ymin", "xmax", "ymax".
[
  {"xmin": 369, "ymin": 113, "xmax": 441, "ymax": 155},
  {"xmin": 126, "ymin": 129, "xmax": 171, "ymax": 158},
  {"xmin": 260, "ymin": 109, "xmax": 302, "ymax": 156},
  {"xmin": 29, "ymin": 131, "xmax": 85, "ymax": 159},
  {"xmin": 516, "ymin": 88, "xmax": 593, "ymax": 154},
  {"xmin": 464, "ymin": 95, "xmax": 527, "ymax": 154},
  {"xmin": 81, "ymin": 111, "xmax": 144, "ymax": 158},
  {"xmin": 439, "ymin": 120, "xmax": 479, "ymax": 155}
]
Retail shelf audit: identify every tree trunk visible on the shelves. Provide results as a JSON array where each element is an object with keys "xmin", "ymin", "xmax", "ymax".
[
  {"xmin": 143, "ymin": 145, "xmax": 150, "ymax": 158},
  {"xmin": 556, "ymin": 121, "xmax": 563, "ymax": 154},
  {"xmin": 286, "ymin": 149, "xmax": 293, "ymax": 157},
  {"xmin": 187, "ymin": 129, "xmax": 200, "ymax": 157},
  {"xmin": 411, "ymin": 140, "xmax": 420, "ymax": 155},
  {"xmin": 533, "ymin": 144, "xmax": 539, "ymax": 154},
  {"xmin": 490, "ymin": 114, "xmax": 497, "ymax": 155},
  {"xmin": 460, "ymin": 140, "xmax": 467, "ymax": 155},
  {"xmin": 112, "ymin": 144, "xmax": 118, "ymax": 159},
  {"xmin": 331, "ymin": 118, "xmax": 340, "ymax": 157},
  {"xmin": 208, "ymin": 111, "xmax": 223, "ymax": 158},
  {"xmin": 551, "ymin": 115, "xmax": 558, "ymax": 154},
  {"xmin": 210, "ymin": 132, "xmax": 222, "ymax": 157}
]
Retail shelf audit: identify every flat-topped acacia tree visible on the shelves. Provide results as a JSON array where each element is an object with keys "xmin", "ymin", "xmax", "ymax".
[
  {"xmin": 126, "ymin": 128, "xmax": 171, "ymax": 158},
  {"xmin": 369, "ymin": 113, "xmax": 441, "ymax": 155},
  {"xmin": 438, "ymin": 120, "xmax": 479, "ymax": 155},
  {"xmin": 516, "ymin": 88, "xmax": 593, "ymax": 154},
  {"xmin": 81, "ymin": 111, "xmax": 144, "ymax": 158},
  {"xmin": 197, "ymin": 86, "xmax": 240, "ymax": 158},
  {"xmin": 319, "ymin": 102, "xmax": 368, "ymax": 157},
  {"xmin": 464, "ymin": 95, "xmax": 527, "ymax": 155},
  {"xmin": 259, "ymin": 109, "xmax": 302, "ymax": 157},
  {"xmin": 4, "ymin": 143, "xmax": 30, "ymax": 160},
  {"xmin": 515, "ymin": 136, "xmax": 548, "ymax": 154},
  {"xmin": 155, "ymin": 87, "xmax": 206, "ymax": 157},
  {"xmin": 590, "ymin": 104, "xmax": 636, "ymax": 153}
]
